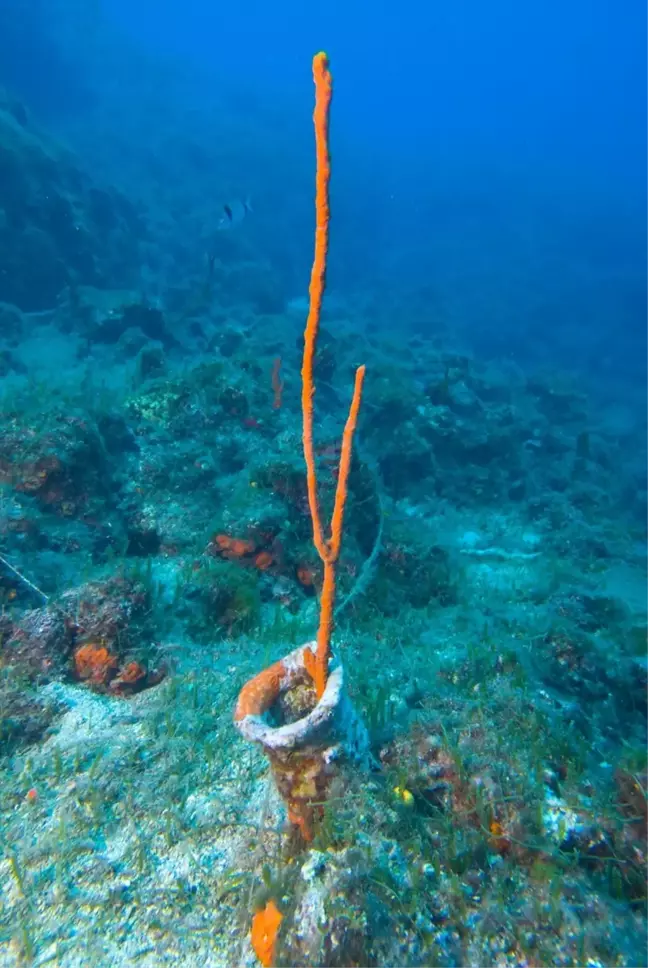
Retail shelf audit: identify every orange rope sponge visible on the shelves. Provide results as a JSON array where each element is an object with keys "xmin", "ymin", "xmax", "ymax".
[{"xmin": 301, "ymin": 51, "xmax": 366, "ymax": 699}]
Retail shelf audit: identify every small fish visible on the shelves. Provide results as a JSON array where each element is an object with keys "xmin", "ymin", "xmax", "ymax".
[
  {"xmin": 217, "ymin": 198, "xmax": 252, "ymax": 230},
  {"xmin": 393, "ymin": 785, "xmax": 414, "ymax": 806}
]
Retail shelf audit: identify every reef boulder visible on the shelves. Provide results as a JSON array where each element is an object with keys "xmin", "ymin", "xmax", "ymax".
[{"xmin": 0, "ymin": 91, "xmax": 143, "ymax": 310}]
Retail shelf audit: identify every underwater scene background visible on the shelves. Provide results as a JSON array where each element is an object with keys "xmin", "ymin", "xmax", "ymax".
[{"xmin": 0, "ymin": 2, "xmax": 646, "ymax": 966}]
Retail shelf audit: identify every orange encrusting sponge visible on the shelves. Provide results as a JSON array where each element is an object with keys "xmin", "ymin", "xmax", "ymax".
[
  {"xmin": 251, "ymin": 899, "xmax": 283, "ymax": 967},
  {"xmin": 301, "ymin": 51, "xmax": 366, "ymax": 700},
  {"xmin": 233, "ymin": 658, "xmax": 286, "ymax": 721}
]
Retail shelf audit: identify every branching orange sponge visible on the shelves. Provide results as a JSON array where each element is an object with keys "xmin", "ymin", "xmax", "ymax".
[{"xmin": 301, "ymin": 51, "xmax": 366, "ymax": 699}]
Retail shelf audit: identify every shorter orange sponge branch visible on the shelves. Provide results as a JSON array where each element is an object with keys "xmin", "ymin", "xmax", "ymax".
[{"xmin": 302, "ymin": 51, "xmax": 365, "ymax": 698}]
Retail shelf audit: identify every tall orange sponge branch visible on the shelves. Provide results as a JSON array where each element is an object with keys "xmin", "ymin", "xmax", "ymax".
[
  {"xmin": 301, "ymin": 51, "xmax": 366, "ymax": 699},
  {"xmin": 234, "ymin": 51, "xmax": 371, "ymax": 852}
]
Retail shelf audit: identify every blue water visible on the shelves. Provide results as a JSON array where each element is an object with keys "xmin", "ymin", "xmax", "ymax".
[{"xmin": 3, "ymin": 1, "xmax": 645, "ymax": 387}]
